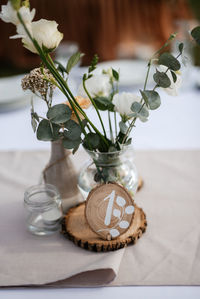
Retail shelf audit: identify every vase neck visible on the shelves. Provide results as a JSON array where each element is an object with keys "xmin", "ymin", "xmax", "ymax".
[
  {"xmin": 86, "ymin": 149, "xmax": 126, "ymax": 167},
  {"xmin": 50, "ymin": 140, "xmax": 70, "ymax": 161}
]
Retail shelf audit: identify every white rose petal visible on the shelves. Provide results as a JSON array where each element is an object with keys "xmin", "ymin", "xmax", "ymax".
[
  {"xmin": 18, "ymin": 5, "xmax": 35, "ymax": 24},
  {"xmin": 0, "ymin": 2, "xmax": 35, "ymax": 26},
  {"xmin": 0, "ymin": 2, "xmax": 18, "ymax": 25},
  {"xmin": 78, "ymin": 74, "xmax": 112, "ymax": 98},
  {"xmin": 113, "ymin": 92, "xmax": 141, "ymax": 117},
  {"xmin": 158, "ymin": 65, "xmax": 182, "ymax": 96},
  {"xmin": 22, "ymin": 19, "xmax": 63, "ymax": 54}
]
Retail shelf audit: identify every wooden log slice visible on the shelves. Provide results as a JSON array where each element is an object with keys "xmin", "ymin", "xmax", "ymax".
[
  {"xmin": 61, "ymin": 202, "xmax": 147, "ymax": 252},
  {"xmin": 85, "ymin": 182, "xmax": 135, "ymax": 240}
]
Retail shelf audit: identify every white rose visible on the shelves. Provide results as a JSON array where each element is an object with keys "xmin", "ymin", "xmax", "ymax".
[
  {"xmin": 78, "ymin": 74, "xmax": 112, "ymax": 98},
  {"xmin": 22, "ymin": 19, "xmax": 63, "ymax": 54},
  {"xmin": 0, "ymin": 2, "xmax": 35, "ymax": 26},
  {"xmin": 158, "ymin": 65, "xmax": 181, "ymax": 96},
  {"xmin": 113, "ymin": 92, "xmax": 141, "ymax": 117}
]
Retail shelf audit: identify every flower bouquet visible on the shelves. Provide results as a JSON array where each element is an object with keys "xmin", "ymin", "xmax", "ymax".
[{"xmin": 1, "ymin": 0, "xmax": 183, "ymax": 201}]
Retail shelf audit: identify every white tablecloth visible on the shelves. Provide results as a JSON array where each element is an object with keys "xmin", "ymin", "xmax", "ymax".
[{"xmin": 0, "ymin": 77, "xmax": 200, "ymax": 298}]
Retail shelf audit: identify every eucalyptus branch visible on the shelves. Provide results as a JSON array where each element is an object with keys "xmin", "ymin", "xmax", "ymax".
[
  {"xmin": 142, "ymin": 33, "xmax": 177, "ymax": 93},
  {"xmin": 153, "ymin": 33, "xmax": 177, "ymax": 57},
  {"xmin": 121, "ymin": 102, "xmax": 146, "ymax": 144},
  {"xmin": 125, "ymin": 35, "xmax": 180, "ymax": 143},
  {"xmin": 143, "ymin": 60, "xmax": 152, "ymax": 91}
]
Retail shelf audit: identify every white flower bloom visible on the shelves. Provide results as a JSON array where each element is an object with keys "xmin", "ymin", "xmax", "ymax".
[
  {"xmin": 78, "ymin": 74, "xmax": 112, "ymax": 98},
  {"xmin": 0, "ymin": 2, "xmax": 35, "ymax": 26},
  {"xmin": 22, "ymin": 19, "xmax": 63, "ymax": 54},
  {"xmin": 158, "ymin": 65, "xmax": 181, "ymax": 96},
  {"xmin": 113, "ymin": 92, "xmax": 141, "ymax": 116},
  {"xmin": 102, "ymin": 67, "xmax": 113, "ymax": 80}
]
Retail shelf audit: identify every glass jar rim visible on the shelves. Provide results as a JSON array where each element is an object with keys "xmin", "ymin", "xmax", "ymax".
[
  {"xmin": 84, "ymin": 144, "xmax": 132, "ymax": 156},
  {"xmin": 24, "ymin": 184, "xmax": 60, "ymax": 208}
]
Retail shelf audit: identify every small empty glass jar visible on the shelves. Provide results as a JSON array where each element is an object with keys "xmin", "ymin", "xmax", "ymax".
[{"xmin": 24, "ymin": 184, "xmax": 62, "ymax": 236}]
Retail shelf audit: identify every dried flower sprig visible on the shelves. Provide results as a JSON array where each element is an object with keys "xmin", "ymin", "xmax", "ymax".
[{"xmin": 21, "ymin": 68, "xmax": 55, "ymax": 107}]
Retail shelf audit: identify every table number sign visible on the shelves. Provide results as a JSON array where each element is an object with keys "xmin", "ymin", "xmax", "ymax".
[{"xmin": 85, "ymin": 182, "xmax": 135, "ymax": 240}]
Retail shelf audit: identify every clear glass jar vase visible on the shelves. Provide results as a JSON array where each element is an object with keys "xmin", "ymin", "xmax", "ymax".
[
  {"xmin": 78, "ymin": 146, "xmax": 138, "ymax": 200},
  {"xmin": 24, "ymin": 184, "xmax": 62, "ymax": 236}
]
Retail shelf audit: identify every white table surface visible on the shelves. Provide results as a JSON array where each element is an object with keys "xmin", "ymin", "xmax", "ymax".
[{"xmin": 0, "ymin": 72, "xmax": 200, "ymax": 298}]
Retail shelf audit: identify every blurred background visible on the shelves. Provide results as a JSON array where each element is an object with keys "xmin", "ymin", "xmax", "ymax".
[
  {"xmin": 0, "ymin": 0, "xmax": 200, "ymax": 150},
  {"xmin": 0, "ymin": 0, "xmax": 199, "ymax": 73}
]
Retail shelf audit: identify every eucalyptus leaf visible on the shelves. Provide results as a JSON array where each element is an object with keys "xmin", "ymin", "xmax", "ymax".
[
  {"xmin": 36, "ymin": 119, "xmax": 60, "ymax": 141},
  {"xmin": 153, "ymin": 70, "xmax": 171, "ymax": 88},
  {"xmin": 47, "ymin": 104, "xmax": 71, "ymax": 124},
  {"xmin": 112, "ymin": 68, "xmax": 119, "ymax": 81},
  {"xmin": 191, "ymin": 26, "xmax": 200, "ymax": 46},
  {"xmin": 31, "ymin": 117, "xmax": 37, "ymax": 133},
  {"xmin": 54, "ymin": 60, "xmax": 67, "ymax": 74},
  {"xmin": 171, "ymin": 71, "xmax": 177, "ymax": 83},
  {"xmin": 119, "ymin": 121, "xmax": 128, "ymax": 134},
  {"xmin": 64, "ymin": 119, "xmax": 82, "ymax": 140},
  {"xmin": 131, "ymin": 102, "xmax": 149, "ymax": 122},
  {"xmin": 140, "ymin": 90, "xmax": 161, "ymax": 110},
  {"xmin": 66, "ymin": 52, "xmax": 84, "ymax": 74},
  {"xmin": 100, "ymin": 138, "xmax": 112, "ymax": 152},
  {"xmin": 125, "ymin": 138, "xmax": 132, "ymax": 146},
  {"xmin": 63, "ymin": 137, "xmax": 81, "ymax": 149},
  {"xmin": 83, "ymin": 133, "xmax": 100, "ymax": 150},
  {"xmin": 31, "ymin": 112, "xmax": 39, "ymax": 122},
  {"xmin": 94, "ymin": 97, "xmax": 114, "ymax": 111},
  {"xmin": 82, "ymin": 119, "xmax": 88, "ymax": 128},
  {"xmin": 179, "ymin": 43, "xmax": 184, "ymax": 54},
  {"xmin": 72, "ymin": 145, "xmax": 80, "ymax": 154},
  {"xmin": 140, "ymin": 90, "xmax": 149, "ymax": 107},
  {"xmin": 158, "ymin": 52, "xmax": 181, "ymax": 71}
]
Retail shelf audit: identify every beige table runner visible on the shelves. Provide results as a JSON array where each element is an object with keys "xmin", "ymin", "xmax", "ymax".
[{"xmin": 0, "ymin": 150, "xmax": 199, "ymax": 287}]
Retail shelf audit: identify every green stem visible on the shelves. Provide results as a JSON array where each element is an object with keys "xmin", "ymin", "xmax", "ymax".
[
  {"xmin": 108, "ymin": 111, "xmax": 114, "ymax": 142},
  {"xmin": 114, "ymin": 111, "xmax": 117, "ymax": 139},
  {"xmin": 153, "ymin": 33, "xmax": 177, "ymax": 57},
  {"xmin": 143, "ymin": 60, "xmax": 152, "ymax": 91},
  {"xmin": 86, "ymin": 124, "xmax": 92, "ymax": 133},
  {"xmin": 122, "ymin": 102, "xmax": 146, "ymax": 144},
  {"xmin": 82, "ymin": 79, "xmax": 107, "ymax": 138}
]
